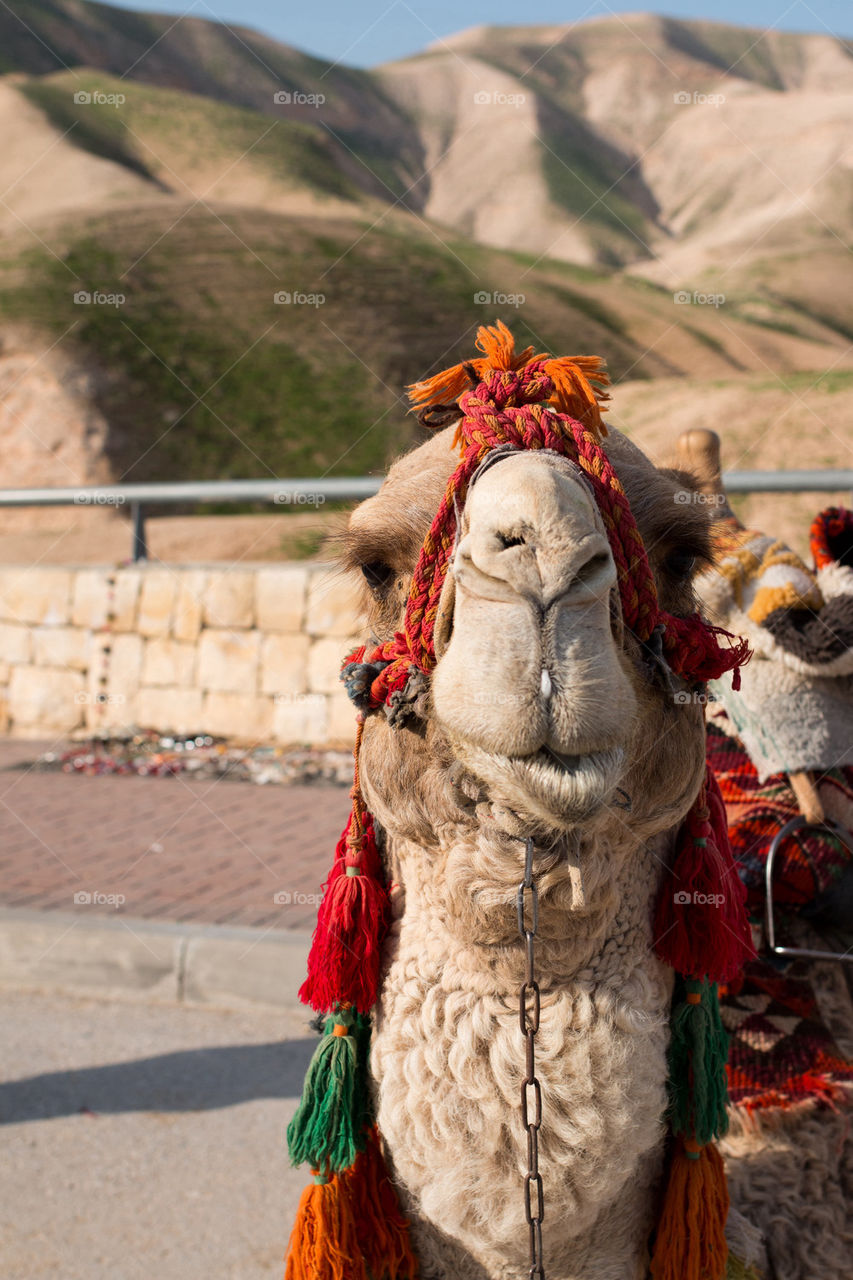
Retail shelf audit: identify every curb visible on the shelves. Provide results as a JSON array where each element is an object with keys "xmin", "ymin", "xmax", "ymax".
[{"xmin": 0, "ymin": 907, "xmax": 312, "ymax": 1012}]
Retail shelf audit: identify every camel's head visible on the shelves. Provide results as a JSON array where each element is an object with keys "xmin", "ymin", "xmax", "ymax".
[{"xmin": 343, "ymin": 349, "xmax": 719, "ymax": 848}]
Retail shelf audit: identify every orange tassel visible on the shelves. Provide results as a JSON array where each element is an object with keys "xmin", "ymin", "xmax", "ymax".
[
  {"xmin": 650, "ymin": 1140, "xmax": 729, "ymax": 1280},
  {"xmin": 406, "ymin": 322, "xmax": 609, "ymax": 436},
  {"xmin": 284, "ymin": 1173, "xmax": 365, "ymax": 1280},
  {"xmin": 541, "ymin": 354, "xmax": 610, "ymax": 434},
  {"xmin": 284, "ymin": 1132, "xmax": 418, "ymax": 1280}
]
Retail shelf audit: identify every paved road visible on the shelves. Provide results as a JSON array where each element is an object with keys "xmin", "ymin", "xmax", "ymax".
[
  {"xmin": 0, "ymin": 989, "xmax": 316, "ymax": 1280},
  {"xmin": 0, "ymin": 740, "xmax": 350, "ymax": 930}
]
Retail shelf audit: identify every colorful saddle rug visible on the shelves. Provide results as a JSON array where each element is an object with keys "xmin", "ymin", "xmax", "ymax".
[
  {"xmin": 709, "ymin": 722, "xmax": 853, "ymax": 1117},
  {"xmin": 708, "ymin": 723, "xmax": 853, "ymax": 916},
  {"xmin": 723, "ymin": 960, "xmax": 853, "ymax": 1114}
]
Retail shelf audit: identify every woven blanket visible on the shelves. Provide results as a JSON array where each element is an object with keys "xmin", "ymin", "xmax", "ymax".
[
  {"xmin": 700, "ymin": 509, "xmax": 853, "ymax": 780},
  {"xmin": 723, "ymin": 961, "xmax": 853, "ymax": 1114},
  {"xmin": 708, "ymin": 723, "xmax": 853, "ymax": 915},
  {"xmin": 708, "ymin": 722, "xmax": 853, "ymax": 1116}
]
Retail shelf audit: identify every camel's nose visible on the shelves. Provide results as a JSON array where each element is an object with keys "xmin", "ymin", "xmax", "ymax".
[{"xmin": 454, "ymin": 452, "xmax": 615, "ymax": 608}]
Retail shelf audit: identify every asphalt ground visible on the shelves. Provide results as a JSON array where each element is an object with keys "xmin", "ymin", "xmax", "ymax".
[{"xmin": 0, "ymin": 988, "xmax": 315, "ymax": 1280}]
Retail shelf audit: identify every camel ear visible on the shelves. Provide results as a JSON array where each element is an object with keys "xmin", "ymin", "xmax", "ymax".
[{"xmin": 674, "ymin": 429, "xmax": 736, "ymax": 521}]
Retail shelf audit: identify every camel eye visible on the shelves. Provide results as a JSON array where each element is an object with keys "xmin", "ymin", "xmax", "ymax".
[
  {"xmin": 665, "ymin": 549, "xmax": 697, "ymax": 579},
  {"xmin": 361, "ymin": 561, "xmax": 395, "ymax": 592}
]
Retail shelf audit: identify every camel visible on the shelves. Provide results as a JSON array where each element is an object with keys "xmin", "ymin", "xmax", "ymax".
[
  {"xmin": 346, "ymin": 433, "xmax": 732, "ymax": 1280},
  {"xmin": 285, "ymin": 327, "xmax": 848, "ymax": 1280},
  {"xmin": 673, "ymin": 430, "xmax": 853, "ymax": 1280}
]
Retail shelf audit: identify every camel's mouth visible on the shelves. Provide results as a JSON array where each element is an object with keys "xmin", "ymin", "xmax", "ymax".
[
  {"xmin": 518, "ymin": 745, "xmax": 624, "ymax": 786},
  {"xmin": 510, "ymin": 745, "xmax": 626, "ymax": 824},
  {"xmin": 459, "ymin": 742, "xmax": 627, "ymax": 830},
  {"xmin": 531, "ymin": 746, "xmax": 602, "ymax": 773}
]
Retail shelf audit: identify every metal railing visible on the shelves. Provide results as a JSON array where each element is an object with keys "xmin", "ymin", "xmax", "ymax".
[{"xmin": 0, "ymin": 472, "xmax": 850, "ymax": 562}]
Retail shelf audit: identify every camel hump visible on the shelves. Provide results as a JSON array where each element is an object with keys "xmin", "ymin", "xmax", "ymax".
[
  {"xmin": 676, "ymin": 428, "xmax": 722, "ymax": 489},
  {"xmin": 675, "ymin": 428, "xmax": 734, "ymax": 517}
]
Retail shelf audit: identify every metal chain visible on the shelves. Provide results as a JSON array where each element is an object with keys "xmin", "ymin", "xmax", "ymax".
[{"xmin": 517, "ymin": 836, "xmax": 545, "ymax": 1279}]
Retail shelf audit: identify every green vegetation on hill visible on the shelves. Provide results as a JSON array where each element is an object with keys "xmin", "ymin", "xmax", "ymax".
[
  {"xmin": 0, "ymin": 201, "xmax": 713, "ymax": 483},
  {"xmin": 21, "ymin": 71, "xmax": 362, "ymax": 202},
  {"xmin": 0, "ymin": 209, "xmax": 629, "ymax": 481},
  {"xmin": 539, "ymin": 131, "xmax": 650, "ymax": 261}
]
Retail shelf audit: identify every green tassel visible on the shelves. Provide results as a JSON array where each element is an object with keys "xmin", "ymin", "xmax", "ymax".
[
  {"xmin": 726, "ymin": 1251, "xmax": 764, "ymax": 1279},
  {"xmin": 287, "ymin": 1008, "xmax": 372, "ymax": 1173},
  {"xmin": 667, "ymin": 977, "xmax": 730, "ymax": 1146}
]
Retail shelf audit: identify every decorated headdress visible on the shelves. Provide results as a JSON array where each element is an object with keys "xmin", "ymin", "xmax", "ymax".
[{"xmin": 285, "ymin": 323, "xmax": 755, "ymax": 1280}]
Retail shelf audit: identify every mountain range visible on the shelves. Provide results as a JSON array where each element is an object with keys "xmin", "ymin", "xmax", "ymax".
[{"xmin": 0, "ymin": 0, "xmax": 850, "ymax": 495}]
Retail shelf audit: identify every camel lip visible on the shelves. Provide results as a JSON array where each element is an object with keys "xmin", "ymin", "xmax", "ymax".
[
  {"xmin": 537, "ymin": 747, "xmax": 583, "ymax": 772},
  {"xmin": 527, "ymin": 746, "xmax": 621, "ymax": 775}
]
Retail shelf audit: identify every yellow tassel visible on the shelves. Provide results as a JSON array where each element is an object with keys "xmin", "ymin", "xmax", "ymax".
[
  {"xmin": 284, "ymin": 1173, "xmax": 365, "ymax": 1280},
  {"xmin": 650, "ymin": 1140, "xmax": 729, "ymax": 1280}
]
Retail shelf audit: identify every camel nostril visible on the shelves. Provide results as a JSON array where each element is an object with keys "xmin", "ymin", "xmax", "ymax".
[{"xmin": 575, "ymin": 552, "xmax": 611, "ymax": 583}]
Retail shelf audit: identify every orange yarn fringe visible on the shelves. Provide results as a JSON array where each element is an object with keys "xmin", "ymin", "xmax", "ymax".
[
  {"xmin": 285, "ymin": 1127, "xmax": 419, "ymax": 1280},
  {"xmin": 649, "ymin": 1140, "xmax": 729, "ymax": 1280},
  {"xmin": 406, "ymin": 320, "xmax": 610, "ymax": 437}
]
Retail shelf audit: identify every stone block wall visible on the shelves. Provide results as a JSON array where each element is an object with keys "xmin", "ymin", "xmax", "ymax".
[{"xmin": 0, "ymin": 564, "xmax": 364, "ymax": 745}]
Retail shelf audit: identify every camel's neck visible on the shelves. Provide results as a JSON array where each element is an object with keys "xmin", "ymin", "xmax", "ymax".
[
  {"xmin": 384, "ymin": 817, "xmax": 673, "ymax": 993},
  {"xmin": 372, "ymin": 816, "xmax": 677, "ymax": 1278}
]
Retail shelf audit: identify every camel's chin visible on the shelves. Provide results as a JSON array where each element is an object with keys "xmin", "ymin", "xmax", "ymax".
[{"xmin": 462, "ymin": 743, "xmax": 627, "ymax": 831}]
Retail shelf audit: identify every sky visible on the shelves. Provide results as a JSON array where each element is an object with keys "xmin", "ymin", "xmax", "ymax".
[{"xmin": 105, "ymin": 0, "xmax": 853, "ymax": 65}]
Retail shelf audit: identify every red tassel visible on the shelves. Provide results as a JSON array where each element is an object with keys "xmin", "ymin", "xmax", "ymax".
[
  {"xmin": 653, "ymin": 766, "xmax": 755, "ymax": 983},
  {"xmin": 299, "ymin": 809, "xmax": 390, "ymax": 1015},
  {"xmin": 649, "ymin": 1140, "xmax": 729, "ymax": 1280},
  {"xmin": 662, "ymin": 615, "xmax": 751, "ymax": 689}
]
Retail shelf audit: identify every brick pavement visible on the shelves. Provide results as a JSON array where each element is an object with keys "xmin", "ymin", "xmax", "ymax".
[{"xmin": 0, "ymin": 739, "xmax": 350, "ymax": 930}]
